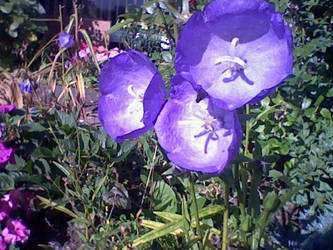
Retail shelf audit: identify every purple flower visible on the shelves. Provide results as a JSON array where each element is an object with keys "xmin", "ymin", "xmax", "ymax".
[
  {"xmin": 0, "ymin": 105, "xmax": 15, "ymax": 114},
  {"xmin": 19, "ymin": 79, "xmax": 32, "ymax": 93},
  {"xmin": 175, "ymin": 0, "xmax": 293, "ymax": 110},
  {"xmin": 0, "ymin": 236, "xmax": 6, "ymax": 250},
  {"xmin": 98, "ymin": 50, "xmax": 167, "ymax": 142},
  {"xmin": 0, "ymin": 142, "xmax": 15, "ymax": 169},
  {"xmin": 0, "ymin": 201, "xmax": 11, "ymax": 222},
  {"xmin": 155, "ymin": 75, "xmax": 241, "ymax": 174},
  {"xmin": 0, "ymin": 190, "xmax": 34, "ymax": 222},
  {"xmin": 58, "ymin": 32, "xmax": 74, "ymax": 48},
  {"xmin": 1, "ymin": 219, "xmax": 30, "ymax": 244}
]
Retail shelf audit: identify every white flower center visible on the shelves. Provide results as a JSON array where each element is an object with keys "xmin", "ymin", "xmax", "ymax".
[
  {"xmin": 126, "ymin": 85, "xmax": 145, "ymax": 124},
  {"xmin": 178, "ymin": 101, "xmax": 223, "ymax": 154},
  {"xmin": 214, "ymin": 37, "xmax": 248, "ymax": 82}
]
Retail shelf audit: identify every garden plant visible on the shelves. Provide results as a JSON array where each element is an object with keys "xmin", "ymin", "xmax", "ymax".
[{"xmin": 0, "ymin": 0, "xmax": 332, "ymax": 249}]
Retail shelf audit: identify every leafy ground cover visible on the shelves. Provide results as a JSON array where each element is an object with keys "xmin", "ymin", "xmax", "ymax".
[{"xmin": 0, "ymin": 0, "xmax": 332, "ymax": 249}]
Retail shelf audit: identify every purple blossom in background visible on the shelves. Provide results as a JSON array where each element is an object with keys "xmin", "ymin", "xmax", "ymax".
[
  {"xmin": 0, "ymin": 201, "xmax": 11, "ymax": 222},
  {"xmin": 0, "ymin": 190, "xmax": 34, "ymax": 222},
  {"xmin": 0, "ymin": 236, "xmax": 6, "ymax": 250},
  {"xmin": 0, "ymin": 105, "xmax": 15, "ymax": 114},
  {"xmin": 20, "ymin": 79, "xmax": 32, "ymax": 93},
  {"xmin": 0, "ymin": 142, "xmax": 15, "ymax": 169},
  {"xmin": 98, "ymin": 50, "xmax": 167, "ymax": 142},
  {"xmin": 1, "ymin": 219, "xmax": 30, "ymax": 245},
  {"xmin": 155, "ymin": 75, "xmax": 241, "ymax": 174},
  {"xmin": 58, "ymin": 32, "xmax": 74, "ymax": 48},
  {"xmin": 175, "ymin": 0, "xmax": 293, "ymax": 110}
]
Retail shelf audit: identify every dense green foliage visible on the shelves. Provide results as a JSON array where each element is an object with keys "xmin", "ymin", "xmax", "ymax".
[{"xmin": 0, "ymin": 0, "xmax": 47, "ymax": 70}]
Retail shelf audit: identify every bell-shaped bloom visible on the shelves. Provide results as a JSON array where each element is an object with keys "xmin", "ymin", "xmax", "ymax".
[
  {"xmin": 98, "ymin": 50, "xmax": 167, "ymax": 142},
  {"xmin": 175, "ymin": 0, "xmax": 293, "ymax": 110},
  {"xmin": 1, "ymin": 219, "xmax": 30, "ymax": 244},
  {"xmin": 58, "ymin": 32, "xmax": 74, "ymax": 48},
  {"xmin": 0, "ymin": 142, "xmax": 15, "ymax": 169},
  {"xmin": 155, "ymin": 75, "xmax": 241, "ymax": 174},
  {"xmin": 20, "ymin": 79, "xmax": 32, "ymax": 94}
]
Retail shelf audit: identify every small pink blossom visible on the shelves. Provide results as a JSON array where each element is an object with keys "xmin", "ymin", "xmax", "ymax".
[
  {"xmin": 1, "ymin": 219, "xmax": 30, "ymax": 244},
  {"xmin": 108, "ymin": 47, "xmax": 123, "ymax": 59},
  {"xmin": 96, "ymin": 52, "xmax": 109, "ymax": 63},
  {"xmin": 0, "ymin": 142, "xmax": 15, "ymax": 169},
  {"xmin": 78, "ymin": 47, "xmax": 90, "ymax": 59},
  {"xmin": 0, "ymin": 105, "xmax": 15, "ymax": 114}
]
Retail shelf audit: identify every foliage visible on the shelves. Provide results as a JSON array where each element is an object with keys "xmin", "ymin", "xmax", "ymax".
[{"xmin": 0, "ymin": 0, "xmax": 47, "ymax": 71}]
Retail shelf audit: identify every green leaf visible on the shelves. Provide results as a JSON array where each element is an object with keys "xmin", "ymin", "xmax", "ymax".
[
  {"xmin": 32, "ymin": 147, "xmax": 54, "ymax": 160},
  {"xmin": 79, "ymin": 29, "xmax": 101, "ymax": 72},
  {"xmin": 263, "ymin": 191, "xmax": 280, "ymax": 211},
  {"xmin": 320, "ymin": 108, "xmax": 331, "ymax": 119},
  {"xmin": 116, "ymin": 140, "xmax": 136, "ymax": 161},
  {"xmin": 154, "ymin": 211, "xmax": 182, "ymax": 222},
  {"xmin": 0, "ymin": 173, "xmax": 14, "ymax": 190},
  {"xmin": 36, "ymin": 195, "xmax": 80, "ymax": 219},
  {"xmin": 106, "ymin": 19, "xmax": 134, "ymax": 35},
  {"xmin": 133, "ymin": 220, "xmax": 183, "ymax": 247},
  {"xmin": 152, "ymin": 180, "xmax": 177, "ymax": 212},
  {"xmin": 55, "ymin": 110, "xmax": 76, "ymax": 127},
  {"xmin": 327, "ymin": 88, "xmax": 333, "ymax": 97},
  {"xmin": 301, "ymin": 97, "xmax": 312, "ymax": 109},
  {"xmin": 21, "ymin": 122, "xmax": 47, "ymax": 132},
  {"xmin": 0, "ymin": 3, "xmax": 13, "ymax": 14}
]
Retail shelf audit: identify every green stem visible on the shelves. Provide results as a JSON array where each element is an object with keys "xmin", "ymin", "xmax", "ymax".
[
  {"xmin": 234, "ymin": 164, "xmax": 246, "ymax": 218},
  {"xmin": 222, "ymin": 184, "xmax": 229, "ymax": 250},
  {"xmin": 245, "ymin": 104, "xmax": 250, "ymax": 157},
  {"xmin": 189, "ymin": 175, "xmax": 203, "ymax": 248}
]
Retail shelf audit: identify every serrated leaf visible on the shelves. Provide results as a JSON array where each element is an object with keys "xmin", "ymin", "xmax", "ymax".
[
  {"xmin": 55, "ymin": 110, "xmax": 76, "ymax": 127},
  {"xmin": 152, "ymin": 180, "xmax": 177, "ymax": 212},
  {"xmin": 0, "ymin": 173, "xmax": 14, "ymax": 190}
]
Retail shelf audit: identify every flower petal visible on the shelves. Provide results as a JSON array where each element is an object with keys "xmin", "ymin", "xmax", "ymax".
[{"xmin": 155, "ymin": 76, "xmax": 241, "ymax": 174}]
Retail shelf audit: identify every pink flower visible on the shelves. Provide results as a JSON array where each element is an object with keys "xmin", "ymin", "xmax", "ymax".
[
  {"xmin": 1, "ymin": 219, "xmax": 30, "ymax": 244},
  {"xmin": 0, "ymin": 105, "xmax": 15, "ymax": 114},
  {"xmin": 96, "ymin": 52, "xmax": 109, "ymax": 63},
  {"xmin": 0, "ymin": 142, "xmax": 15, "ymax": 169},
  {"xmin": 108, "ymin": 47, "xmax": 123, "ymax": 59},
  {"xmin": 0, "ymin": 236, "xmax": 6, "ymax": 250},
  {"xmin": 78, "ymin": 47, "xmax": 90, "ymax": 59}
]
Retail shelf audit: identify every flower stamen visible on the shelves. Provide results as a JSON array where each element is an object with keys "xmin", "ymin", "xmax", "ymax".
[{"xmin": 127, "ymin": 85, "xmax": 144, "ymax": 100}]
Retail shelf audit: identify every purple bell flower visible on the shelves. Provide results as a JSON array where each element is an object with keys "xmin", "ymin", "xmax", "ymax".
[
  {"xmin": 155, "ymin": 75, "xmax": 241, "ymax": 174},
  {"xmin": 175, "ymin": 0, "xmax": 293, "ymax": 110},
  {"xmin": 98, "ymin": 50, "xmax": 167, "ymax": 143},
  {"xmin": 20, "ymin": 79, "xmax": 32, "ymax": 93},
  {"xmin": 58, "ymin": 32, "xmax": 74, "ymax": 48}
]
